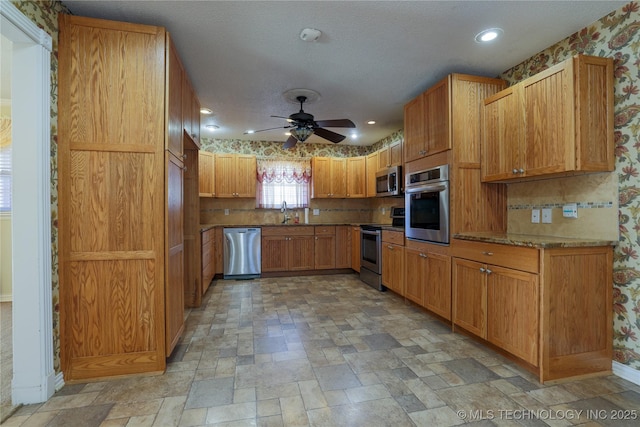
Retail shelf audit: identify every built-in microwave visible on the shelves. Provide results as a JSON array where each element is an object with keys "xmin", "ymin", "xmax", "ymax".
[
  {"xmin": 405, "ymin": 165, "xmax": 450, "ymax": 244},
  {"xmin": 375, "ymin": 165, "xmax": 402, "ymax": 197}
]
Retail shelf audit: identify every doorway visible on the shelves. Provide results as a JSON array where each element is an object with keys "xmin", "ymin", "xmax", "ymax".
[{"xmin": 0, "ymin": 0, "xmax": 55, "ymax": 413}]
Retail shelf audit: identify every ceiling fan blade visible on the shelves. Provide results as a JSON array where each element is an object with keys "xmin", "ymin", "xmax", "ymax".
[
  {"xmin": 244, "ymin": 125, "xmax": 291, "ymax": 134},
  {"xmin": 314, "ymin": 119, "xmax": 356, "ymax": 128},
  {"xmin": 283, "ymin": 135, "xmax": 298, "ymax": 149},
  {"xmin": 313, "ymin": 127, "xmax": 347, "ymax": 143},
  {"xmin": 270, "ymin": 115, "xmax": 294, "ymax": 122}
]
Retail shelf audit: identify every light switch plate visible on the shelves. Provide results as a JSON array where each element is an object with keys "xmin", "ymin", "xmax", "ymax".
[
  {"xmin": 563, "ymin": 203, "xmax": 578, "ymax": 218},
  {"xmin": 224, "ymin": 209, "xmax": 229, "ymax": 215},
  {"xmin": 313, "ymin": 208, "xmax": 320, "ymax": 216},
  {"xmin": 531, "ymin": 209, "xmax": 540, "ymax": 223},
  {"xmin": 542, "ymin": 208, "xmax": 552, "ymax": 223}
]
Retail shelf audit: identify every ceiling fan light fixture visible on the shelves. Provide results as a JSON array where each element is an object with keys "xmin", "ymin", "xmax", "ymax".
[{"xmin": 290, "ymin": 126, "xmax": 313, "ymax": 142}]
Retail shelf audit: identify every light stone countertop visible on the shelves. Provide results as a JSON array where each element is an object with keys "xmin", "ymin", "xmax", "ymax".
[{"xmin": 453, "ymin": 232, "xmax": 617, "ymax": 249}]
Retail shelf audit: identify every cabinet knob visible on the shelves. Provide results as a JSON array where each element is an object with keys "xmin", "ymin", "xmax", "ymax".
[
  {"xmin": 482, "ymin": 251, "xmax": 493, "ymax": 256},
  {"xmin": 519, "ymin": 168, "xmax": 525, "ymax": 174},
  {"xmin": 486, "ymin": 268, "xmax": 492, "ymax": 275},
  {"xmin": 183, "ymin": 166, "xmax": 188, "ymax": 172},
  {"xmin": 480, "ymin": 267, "xmax": 486, "ymax": 272},
  {"xmin": 512, "ymin": 168, "xmax": 518, "ymax": 174},
  {"xmin": 419, "ymin": 253, "xmax": 427, "ymax": 258},
  {"xmin": 388, "ymin": 245, "xmax": 393, "ymax": 250},
  {"xmin": 183, "ymin": 154, "xmax": 187, "ymax": 160}
]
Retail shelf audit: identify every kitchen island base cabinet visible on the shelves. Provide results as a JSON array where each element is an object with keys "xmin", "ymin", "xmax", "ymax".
[{"xmin": 452, "ymin": 239, "xmax": 612, "ymax": 382}]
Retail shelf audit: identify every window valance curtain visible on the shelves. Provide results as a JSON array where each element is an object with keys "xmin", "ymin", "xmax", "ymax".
[
  {"xmin": 256, "ymin": 159, "xmax": 311, "ymax": 209},
  {"xmin": 257, "ymin": 158, "xmax": 311, "ymax": 184}
]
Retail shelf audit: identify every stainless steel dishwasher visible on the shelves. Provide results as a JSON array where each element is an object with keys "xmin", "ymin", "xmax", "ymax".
[{"xmin": 223, "ymin": 227, "xmax": 261, "ymax": 279}]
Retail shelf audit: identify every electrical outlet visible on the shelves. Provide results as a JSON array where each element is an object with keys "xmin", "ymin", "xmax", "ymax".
[
  {"xmin": 381, "ymin": 208, "xmax": 386, "ymax": 215},
  {"xmin": 224, "ymin": 209, "xmax": 229, "ymax": 216},
  {"xmin": 313, "ymin": 208, "xmax": 320, "ymax": 216},
  {"xmin": 542, "ymin": 208, "xmax": 552, "ymax": 223},
  {"xmin": 563, "ymin": 203, "xmax": 578, "ymax": 218},
  {"xmin": 531, "ymin": 209, "xmax": 540, "ymax": 223}
]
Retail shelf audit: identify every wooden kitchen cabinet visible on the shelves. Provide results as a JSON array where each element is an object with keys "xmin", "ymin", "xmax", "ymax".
[
  {"xmin": 404, "ymin": 76, "xmax": 450, "ymax": 162},
  {"xmin": 311, "ymin": 157, "xmax": 347, "ymax": 198},
  {"xmin": 215, "ymin": 153, "xmax": 257, "ymax": 198},
  {"xmin": 58, "ymin": 15, "xmax": 200, "ymax": 380},
  {"xmin": 451, "ymin": 238, "xmax": 612, "ymax": 382},
  {"xmin": 365, "ymin": 152, "xmax": 378, "ymax": 197},
  {"xmin": 198, "ymin": 150, "xmax": 215, "ymax": 197},
  {"xmin": 201, "ymin": 227, "xmax": 216, "ymax": 293},
  {"xmin": 381, "ymin": 230, "xmax": 404, "ymax": 295},
  {"xmin": 261, "ymin": 226, "xmax": 315, "ymax": 272},
  {"xmin": 335, "ymin": 226, "xmax": 352, "ymax": 268},
  {"xmin": 182, "ymin": 74, "xmax": 200, "ymax": 145},
  {"xmin": 404, "ymin": 239, "xmax": 451, "ymax": 320},
  {"xmin": 378, "ymin": 140, "xmax": 403, "ymax": 170},
  {"xmin": 314, "ymin": 226, "xmax": 336, "ymax": 269},
  {"xmin": 351, "ymin": 226, "xmax": 361, "ymax": 272},
  {"xmin": 346, "ymin": 157, "xmax": 366, "ymax": 198},
  {"xmin": 482, "ymin": 54, "xmax": 614, "ymax": 182}
]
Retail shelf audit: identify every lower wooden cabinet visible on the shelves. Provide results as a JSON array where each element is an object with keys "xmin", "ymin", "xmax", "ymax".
[
  {"xmin": 314, "ymin": 226, "xmax": 336, "ymax": 269},
  {"xmin": 262, "ymin": 226, "xmax": 314, "ymax": 272},
  {"xmin": 335, "ymin": 226, "xmax": 351, "ymax": 268},
  {"xmin": 451, "ymin": 238, "xmax": 613, "ymax": 382},
  {"xmin": 381, "ymin": 230, "xmax": 404, "ymax": 295},
  {"xmin": 351, "ymin": 226, "xmax": 361, "ymax": 272},
  {"xmin": 404, "ymin": 240, "xmax": 451, "ymax": 320},
  {"xmin": 201, "ymin": 227, "xmax": 216, "ymax": 294}
]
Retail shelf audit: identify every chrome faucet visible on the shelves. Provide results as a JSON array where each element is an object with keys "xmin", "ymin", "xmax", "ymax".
[{"xmin": 280, "ymin": 201, "xmax": 290, "ymax": 224}]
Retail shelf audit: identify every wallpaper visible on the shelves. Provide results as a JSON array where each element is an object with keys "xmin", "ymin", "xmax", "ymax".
[
  {"xmin": 10, "ymin": 0, "xmax": 68, "ymax": 373},
  {"xmin": 498, "ymin": 2, "xmax": 640, "ymax": 369}
]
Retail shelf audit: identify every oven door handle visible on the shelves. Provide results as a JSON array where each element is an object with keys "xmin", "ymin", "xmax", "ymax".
[
  {"xmin": 361, "ymin": 229, "xmax": 381, "ymax": 236},
  {"xmin": 406, "ymin": 183, "xmax": 447, "ymax": 193}
]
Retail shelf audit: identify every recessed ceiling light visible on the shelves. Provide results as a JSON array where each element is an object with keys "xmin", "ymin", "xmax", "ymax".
[
  {"xmin": 285, "ymin": 132, "xmax": 291, "ymax": 136},
  {"xmin": 205, "ymin": 124, "xmax": 219, "ymax": 131},
  {"xmin": 300, "ymin": 28, "xmax": 322, "ymax": 42},
  {"xmin": 475, "ymin": 28, "xmax": 503, "ymax": 43},
  {"xmin": 200, "ymin": 107, "xmax": 213, "ymax": 114},
  {"xmin": 246, "ymin": 130, "xmax": 255, "ymax": 134},
  {"xmin": 367, "ymin": 120, "xmax": 376, "ymax": 125}
]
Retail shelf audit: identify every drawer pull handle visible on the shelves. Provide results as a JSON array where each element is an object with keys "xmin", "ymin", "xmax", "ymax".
[
  {"xmin": 483, "ymin": 251, "xmax": 493, "ymax": 256},
  {"xmin": 419, "ymin": 253, "xmax": 427, "ymax": 258}
]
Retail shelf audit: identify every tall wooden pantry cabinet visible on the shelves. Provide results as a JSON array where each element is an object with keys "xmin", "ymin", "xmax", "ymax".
[{"xmin": 58, "ymin": 15, "xmax": 199, "ymax": 381}]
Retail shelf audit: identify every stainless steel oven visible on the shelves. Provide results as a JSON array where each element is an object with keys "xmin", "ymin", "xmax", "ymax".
[{"xmin": 405, "ymin": 165, "xmax": 450, "ymax": 244}]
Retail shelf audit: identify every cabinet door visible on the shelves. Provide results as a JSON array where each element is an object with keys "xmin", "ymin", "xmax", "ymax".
[
  {"xmin": 378, "ymin": 146, "xmax": 390, "ymax": 170},
  {"xmin": 201, "ymin": 229, "xmax": 215, "ymax": 293},
  {"xmin": 235, "ymin": 155, "xmax": 257, "ymax": 197},
  {"xmin": 346, "ymin": 157, "xmax": 366, "ymax": 198},
  {"xmin": 424, "ymin": 252, "xmax": 451, "ymax": 320},
  {"xmin": 487, "ymin": 266, "xmax": 539, "ymax": 366},
  {"xmin": 166, "ymin": 153, "xmax": 185, "ymax": 356},
  {"xmin": 425, "ymin": 77, "xmax": 450, "ymax": 154},
  {"xmin": 351, "ymin": 227, "xmax": 361, "ymax": 272},
  {"xmin": 198, "ymin": 151, "xmax": 215, "ymax": 197},
  {"xmin": 335, "ymin": 226, "xmax": 352, "ymax": 268},
  {"xmin": 389, "ymin": 140, "xmax": 403, "ymax": 167},
  {"xmin": 452, "ymin": 258, "xmax": 486, "ymax": 338},
  {"xmin": 289, "ymin": 235, "xmax": 315, "ymax": 271},
  {"xmin": 403, "ymin": 93, "xmax": 425, "ymax": 162},
  {"xmin": 330, "ymin": 158, "xmax": 347, "ymax": 198},
  {"xmin": 190, "ymin": 84, "xmax": 200, "ymax": 144},
  {"xmin": 312, "ymin": 157, "xmax": 332, "ymax": 198},
  {"xmin": 167, "ymin": 35, "xmax": 184, "ymax": 159},
  {"xmin": 314, "ymin": 235, "xmax": 336, "ymax": 269},
  {"xmin": 214, "ymin": 154, "xmax": 235, "ymax": 197},
  {"xmin": 261, "ymin": 235, "xmax": 289, "ymax": 272},
  {"xmin": 522, "ymin": 63, "xmax": 573, "ymax": 177},
  {"xmin": 404, "ymin": 248, "xmax": 426, "ymax": 305},
  {"xmin": 382, "ymin": 244, "xmax": 404, "ymax": 295},
  {"xmin": 481, "ymin": 87, "xmax": 521, "ymax": 182},
  {"xmin": 365, "ymin": 152, "xmax": 378, "ymax": 197}
]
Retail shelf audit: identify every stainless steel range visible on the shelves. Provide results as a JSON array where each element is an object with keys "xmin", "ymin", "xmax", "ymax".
[{"xmin": 359, "ymin": 207, "xmax": 404, "ymax": 291}]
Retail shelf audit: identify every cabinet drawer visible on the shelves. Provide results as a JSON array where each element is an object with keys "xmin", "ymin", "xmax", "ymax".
[
  {"xmin": 315, "ymin": 226, "xmax": 336, "ymax": 235},
  {"xmin": 452, "ymin": 239, "xmax": 539, "ymax": 273},
  {"xmin": 382, "ymin": 230, "xmax": 404, "ymax": 245},
  {"xmin": 263, "ymin": 226, "xmax": 314, "ymax": 236}
]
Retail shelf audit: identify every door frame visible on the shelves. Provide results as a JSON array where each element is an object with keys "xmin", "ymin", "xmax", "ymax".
[{"xmin": 0, "ymin": 0, "xmax": 55, "ymax": 404}]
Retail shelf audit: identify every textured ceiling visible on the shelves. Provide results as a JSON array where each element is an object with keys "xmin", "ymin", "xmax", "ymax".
[{"xmin": 62, "ymin": 0, "xmax": 625, "ymax": 146}]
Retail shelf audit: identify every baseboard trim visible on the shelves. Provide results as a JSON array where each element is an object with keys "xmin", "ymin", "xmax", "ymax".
[{"xmin": 612, "ymin": 361, "xmax": 640, "ymax": 386}]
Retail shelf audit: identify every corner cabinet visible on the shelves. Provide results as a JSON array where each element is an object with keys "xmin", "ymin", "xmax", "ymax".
[
  {"xmin": 482, "ymin": 54, "xmax": 614, "ymax": 182},
  {"xmin": 215, "ymin": 153, "xmax": 257, "ymax": 198},
  {"xmin": 58, "ymin": 15, "xmax": 199, "ymax": 380},
  {"xmin": 452, "ymin": 238, "xmax": 613, "ymax": 382}
]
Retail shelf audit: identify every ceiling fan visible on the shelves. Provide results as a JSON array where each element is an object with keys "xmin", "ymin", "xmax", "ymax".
[{"xmin": 245, "ymin": 95, "xmax": 356, "ymax": 149}]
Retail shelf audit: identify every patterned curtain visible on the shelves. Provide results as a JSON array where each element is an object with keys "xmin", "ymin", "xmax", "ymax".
[
  {"xmin": 256, "ymin": 159, "xmax": 311, "ymax": 209},
  {"xmin": 0, "ymin": 117, "xmax": 10, "ymax": 148}
]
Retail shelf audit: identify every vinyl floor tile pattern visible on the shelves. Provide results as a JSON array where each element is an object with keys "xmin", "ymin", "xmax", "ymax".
[{"xmin": 3, "ymin": 274, "xmax": 640, "ymax": 426}]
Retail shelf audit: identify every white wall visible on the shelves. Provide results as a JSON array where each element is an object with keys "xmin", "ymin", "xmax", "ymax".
[{"xmin": 0, "ymin": 215, "xmax": 11, "ymax": 301}]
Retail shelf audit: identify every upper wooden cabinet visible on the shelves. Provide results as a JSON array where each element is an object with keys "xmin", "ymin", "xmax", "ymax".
[
  {"xmin": 365, "ymin": 152, "xmax": 378, "ymax": 197},
  {"xmin": 182, "ymin": 74, "xmax": 200, "ymax": 145},
  {"xmin": 311, "ymin": 157, "xmax": 347, "ymax": 198},
  {"xmin": 377, "ymin": 140, "xmax": 403, "ymax": 170},
  {"xmin": 215, "ymin": 153, "xmax": 256, "ymax": 198},
  {"xmin": 198, "ymin": 150, "xmax": 215, "ymax": 197},
  {"xmin": 166, "ymin": 36, "xmax": 184, "ymax": 158},
  {"xmin": 346, "ymin": 157, "xmax": 366, "ymax": 198},
  {"xmin": 482, "ymin": 54, "xmax": 614, "ymax": 182},
  {"xmin": 404, "ymin": 76, "xmax": 451, "ymax": 162}
]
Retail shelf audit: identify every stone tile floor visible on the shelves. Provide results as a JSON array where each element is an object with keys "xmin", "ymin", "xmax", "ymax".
[{"xmin": 2, "ymin": 274, "xmax": 640, "ymax": 426}]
